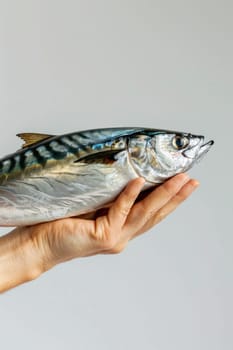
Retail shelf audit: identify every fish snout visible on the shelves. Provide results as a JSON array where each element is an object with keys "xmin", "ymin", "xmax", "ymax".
[{"xmin": 182, "ymin": 137, "xmax": 214, "ymax": 160}]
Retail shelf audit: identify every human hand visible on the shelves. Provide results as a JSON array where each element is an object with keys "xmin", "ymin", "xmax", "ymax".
[
  {"xmin": 29, "ymin": 173, "xmax": 199, "ymax": 268},
  {"xmin": 0, "ymin": 173, "xmax": 199, "ymax": 292}
]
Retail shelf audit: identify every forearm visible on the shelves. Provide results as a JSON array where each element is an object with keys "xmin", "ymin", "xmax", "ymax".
[{"xmin": 0, "ymin": 227, "xmax": 43, "ymax": 293}]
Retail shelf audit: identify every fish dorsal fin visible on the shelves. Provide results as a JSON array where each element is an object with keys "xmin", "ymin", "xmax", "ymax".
[{"xmin": 17, "ymin": 133, "xmax": 54, "ymax": 149}]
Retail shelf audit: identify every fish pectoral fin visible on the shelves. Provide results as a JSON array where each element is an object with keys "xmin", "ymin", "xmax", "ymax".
[
  {"xmin": 17, "ymin": 133, "xmax": 55, "ymax": 149},
  {"xmin": 74, "ymin": 149, "xmax": 123, "ymax": 164}
]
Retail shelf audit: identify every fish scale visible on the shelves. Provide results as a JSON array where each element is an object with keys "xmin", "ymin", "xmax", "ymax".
[{"xmin": 0, "ymin": 127, "xmax": 213, "ymax": 226}]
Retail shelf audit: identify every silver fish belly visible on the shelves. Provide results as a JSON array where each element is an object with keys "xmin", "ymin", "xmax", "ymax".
[
  {"xmin": 0, "ymin": 127, "xmax": 214, "ymax": 226},
  {"xmin": 0, "ymin": 151, "xmax": 138, "ymax": 226}
]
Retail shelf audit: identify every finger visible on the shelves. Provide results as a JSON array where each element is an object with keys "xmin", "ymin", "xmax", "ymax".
[
  {"xmin": 107, "ymin": 177, "xmax": 145, "ymax": 228},
  {"xmin": 81, "ymin": 178, "xmax": 145, "ymax": 244},
  {"xmin": 124, "ymin": 173, "xmax": 190, "ymax": 234},
  {"xmin": 132, "ymin": 179, "xmax": 199, "ymax": 238},
  {"xmin": 99, "ymin": 177, "xmax": 197, "ymax": 253}
]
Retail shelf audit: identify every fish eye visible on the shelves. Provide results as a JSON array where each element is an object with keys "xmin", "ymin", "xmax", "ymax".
[{"xmin": 172, "ymin": 136, "xmax": 189, "ymax": 150}]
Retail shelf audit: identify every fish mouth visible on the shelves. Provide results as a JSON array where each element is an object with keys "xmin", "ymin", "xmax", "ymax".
[{"xmin": 182, "ymin": 138, "xmax": 214, "ymax": 160}]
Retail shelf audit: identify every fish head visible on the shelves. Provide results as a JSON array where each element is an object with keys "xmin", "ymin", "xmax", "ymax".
[{"xmin": 128, "ymin": 131, "xmax": 214, "ymax": 184}]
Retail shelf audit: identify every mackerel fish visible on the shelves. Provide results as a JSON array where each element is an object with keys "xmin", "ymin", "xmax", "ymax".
[{"xmin": 0, "ymin": 127, "xmax": 214, "ymax": 226}]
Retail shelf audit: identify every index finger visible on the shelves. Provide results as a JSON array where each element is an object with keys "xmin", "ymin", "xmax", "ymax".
[{"xmin": 107, "ymin": 177, "xmax": 145, "ymax": 228}]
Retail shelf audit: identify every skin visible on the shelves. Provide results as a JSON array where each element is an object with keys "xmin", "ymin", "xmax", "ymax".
[{"xmin": 0, "ymin": 173, "xmax": 199, "ymax": 293}]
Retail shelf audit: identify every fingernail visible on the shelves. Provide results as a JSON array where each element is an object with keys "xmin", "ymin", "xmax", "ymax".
[
  {"xmin": 180, "ymin": 173, "xmax": 190, "ymax": 182},
  {"xmin": 138, "ymin": 177, "xmax": 146, "ymax": 186},
  {"xmin": 191, "ymin": 179, "xmax": 200, "ymax": 188}
]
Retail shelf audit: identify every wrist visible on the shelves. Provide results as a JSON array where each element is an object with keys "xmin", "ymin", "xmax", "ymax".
[{"xmin": 0, "ymin": 227, "xmax": 44, "ymax": 292}]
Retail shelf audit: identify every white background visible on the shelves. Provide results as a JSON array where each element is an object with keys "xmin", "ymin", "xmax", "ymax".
[{"xmin": 0, "ymin": 1, "xmax": 232, "ymax": 349}]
